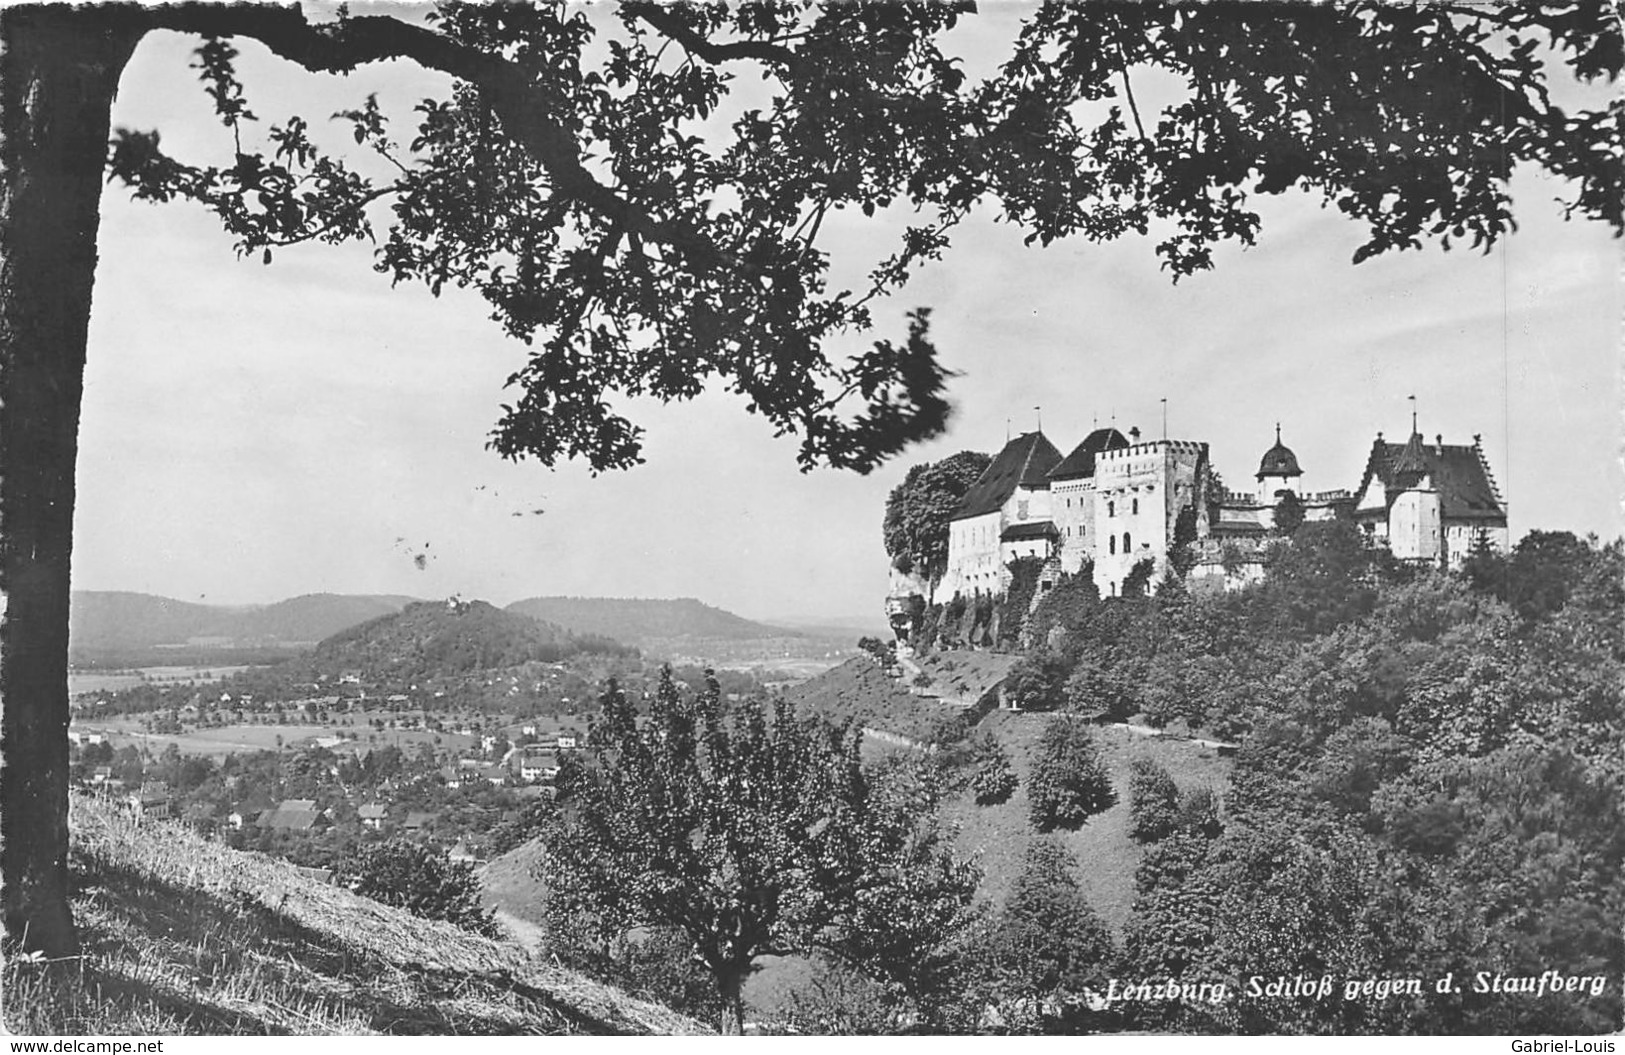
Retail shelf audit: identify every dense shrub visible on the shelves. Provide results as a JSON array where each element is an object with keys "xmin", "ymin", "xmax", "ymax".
[
  {"xmin": 857, "ymin": 636, "xmax": 896, "ymax": 667},
  {"xmin": 1003, "ymin": 649, "xmax": 1072, "ymax": 711},
  {"xmin": 912, "ymin": 602, "xmax": 943, "ymax": 653},
  {"xmin": 338, "ymin": 839, "xmax": 498, "ymax": 936},
  {"xmin": 1175, "ymin": 786, "xmax": 1223, "ymax": 838},
  {"xmin": 1025, "ymin": 565, "xmax": 1099, "ymax": 648},
  {"xmin": 1127, "ymin": 758, "xmax": 1180, "ymax": 842},
  {"xmin": 997, "ymin": 556, "xmax": 1046, "ymax": 650},
  {"xmin": 1121, "ymin": 557, "xmax": 1157, "ymax": 599},
  {"xmin": 1063, "ymin": 649, "xmax": 1140, "ymax": 720},
  {"xmin": 970, "ymin": 837, "xmax": 1117, "ymax": 1032},
  {"xmin": 970, "ymin": 734, "xmax": 1019, "ymax": 806},
  {"xmin": 1028, "ymin": 717, "xmax": 1116, "ymax": 831}
]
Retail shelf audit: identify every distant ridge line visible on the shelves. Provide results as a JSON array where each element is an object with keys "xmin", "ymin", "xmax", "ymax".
[{"xmin": 504, "ymin": 596, "xmax": 803, "ymax": 643}]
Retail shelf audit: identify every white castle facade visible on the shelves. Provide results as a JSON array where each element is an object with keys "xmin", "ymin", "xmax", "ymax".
[{"xmin": 929, "ymin": 418, "xmax": 1508, "ymax": 601}]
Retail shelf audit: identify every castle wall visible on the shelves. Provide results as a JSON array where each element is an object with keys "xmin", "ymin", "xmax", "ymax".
[
  {"xmin": 1051, "ymin": 476, "xmax": 1098, "ymax": 574},
  {"xmin": 1388, "ymin": 487, "xmax": 1442, "ymax": 562},
  {"xmin": 943, "ymin": 510, "xmax": 1003, "ymax": 598},
  {"xmin": 1442, "ymin": 522, "xmax": 1509, "ymax": 568},
  {"xmin": 1008, "ymin": 482, "xmax": 1052, "ymax": 526}
]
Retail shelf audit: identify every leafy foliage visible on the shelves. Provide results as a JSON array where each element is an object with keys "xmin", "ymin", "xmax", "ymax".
[
  {"xmin": 969, "ymin": 732, "xmax": 1018, "ymax": 806},
  {"xmin": 883, "ymin": 451, "xmax": 991, "ymax": 587},
  {"xmin": 1127, "ymin": 758, "xmax": 1181, "ymax": 843},
  {"xmin": 538, "ymin": 667, "xmax": 976, "ymax": 1033},
  {"xmin": 1273, "ymin": 491, "xmax": 1306, "ymax": 536},
  {"xmin": 1028, "ymin": 716, "xmax": 1116, "ymax": 832},
  {"xmin": 996, "ymin": 555, "xmax": 1046, "ymax": 650},
  {"xmin": 1121, "ymin": 557, "xmax": 1157, "ymax": 600},
  {"xmin": 337, "ymin": 839, "xmax": 498, "ymax": 937},
  {"xmin": 98, "ymin": 2, "xmax": 1625, "ymax": 474},
  {"xmin": 1002, "ymin": 648, "xmax": 1071, "ymax": 713},
  {"xmin": 1104, "ymin": 532, "xmax": 1625, "ymax": 1034},
  {"xmin": 970, "ymin": 837, "xmax": 1117, "ymax": 1033}
]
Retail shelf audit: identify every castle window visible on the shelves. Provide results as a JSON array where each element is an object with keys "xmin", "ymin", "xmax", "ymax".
[
  {"xmin": 1132, "ymin": 498, "xmax": 1139, "ymax": 515},
  {"xmin": 1108, "ymin": 501, "xmax": 1116, "ymax": 518},
  {"xmin": 1124, "ymin": 531, "xmax": 1132, "ymax": 551},
  {"xmin": 1109, "ymin": 536, "xmax": 1116, "ymax": 555}
]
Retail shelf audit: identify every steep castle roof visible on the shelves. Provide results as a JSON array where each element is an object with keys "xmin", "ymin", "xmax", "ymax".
[
  {"xmin": 1390, "ymin": 430, "xmax": 1431, "ymax": 481},
  {"xmin": 1257, "ymin": 425, "xmax": 1303, "ymax": 479},
  {"xmin": 1000, "ymin": 521, "xmax": 1059, "ymax": 542},
  {"xmin": 952, "ymin": 431, "xmax": 1062, "ymax": 521},
  {"xmin": 1050, "ymin": 427, "xmax": 1130, "ymax": 481},
  {"xmin": 1357, "ymin": 433, "xmax": 1506, "ymax": 520}
]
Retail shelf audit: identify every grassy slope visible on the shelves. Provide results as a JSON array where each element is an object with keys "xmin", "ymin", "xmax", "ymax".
[
  {"xmin": 786, "ymin": 656, "xmax": 968, "ymax": 743},
  {"xmin": 948, "ymin": 712, "xmax": 1231, "ymax": 935},
  {"xmin": 477, "ymin": 838, "xmax": 550, "ymax": 952},
  {"xmin": 915, "ymin": 650, "xmax": 1021, "ymax": 707},
  {"xmin": 2, "ymin": 795, "xmax": 705, "ymax": 1037}
]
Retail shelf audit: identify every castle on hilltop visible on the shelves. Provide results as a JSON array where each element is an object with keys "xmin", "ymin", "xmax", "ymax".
[{"xmin": 922, "ymin": 416, "xmax": 1507, "ymax": 602}]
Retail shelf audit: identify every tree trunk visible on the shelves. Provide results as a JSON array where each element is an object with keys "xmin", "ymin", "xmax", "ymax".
[
  {"xmin": 0, "ymin": 7, "xmax": 143, "ymax": 955},
  {"xmin": 717, "ymin": 968, "xmax": 746, "ymax": 1035}
]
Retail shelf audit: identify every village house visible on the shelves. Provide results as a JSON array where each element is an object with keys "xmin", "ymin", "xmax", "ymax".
[
  {"xmin": 126, "ymin": 782, "xmax": 171, "ymax": 822},
  {"xmin": 519, "ymin": 752, "xmax": 562, "ymax": 783},
  {"xmin": 259, "ymin": 799, "xmax": 321, "ymax": 833},
  {"xmin": 358, "ymin": 804, "xmax": 388, "ymax": 830}
]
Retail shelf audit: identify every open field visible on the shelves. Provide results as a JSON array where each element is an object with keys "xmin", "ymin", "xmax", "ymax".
[
  {"xmin": 76, "ymin": 712, "xmax": 496, "ymax": 760},
  {"xmin": 67, "ymin": 672, "xmax": 145, "ymax": 696},
  {"xmin": 69, "ymin": 665, "xmax": 260, "ymax": 697},
  {"xmin": 135, "ymin": 664, "xmax": 257, "ymax": 684},
  {"xmin": 75, "ymin": 720, "xmax": 338, "ymax": 759}
]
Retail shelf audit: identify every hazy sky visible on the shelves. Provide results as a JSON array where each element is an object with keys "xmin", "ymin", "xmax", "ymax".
[{"xmin": 70, "ymin": 6, "xmax": 1622, "ymax": 622}]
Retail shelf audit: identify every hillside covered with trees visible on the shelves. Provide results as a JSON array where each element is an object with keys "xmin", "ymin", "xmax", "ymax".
[
  {"xmin": 495, "ymin": 525, "xmax": 1622, "ymax": 1035},
  {"xmin": 316, "ymin": 598, "xmax": 636, "ymax": 683}
]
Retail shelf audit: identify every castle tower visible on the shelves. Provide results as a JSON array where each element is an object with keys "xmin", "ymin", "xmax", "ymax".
[
  {"xmin": 1047, "ymin": 427, "xmax": 1130, "ymax": 575},
  {"xmin": 1385, "ymin": 428, "xmax": 1443, "ymax": 562},
  {"xmin": 1255, "ymin": 423, "xmax": 1303, "ymax": 503}
]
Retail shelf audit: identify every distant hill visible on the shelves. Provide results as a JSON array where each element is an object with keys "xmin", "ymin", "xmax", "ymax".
[
  {"xmin": 69, "ymin": 591, "xmax": 418, "ymax": 659},
  {"xmin": 504, "ymin": 597, "xmax": 800, "ymax": 646},
  {"xmin": 226, "ymin": 593, "xmax": 421, "ymax": 644},
  {"xmin": 69, "ymin": 591, "xmax": 222, "ymax": 654},
  {"xmin": 314, "ymin": 598, "xmax": 631, "ymax": 681},
  {"xmin": 11, "ymin": 793, "xmax": 704, "ymax": 1036}
]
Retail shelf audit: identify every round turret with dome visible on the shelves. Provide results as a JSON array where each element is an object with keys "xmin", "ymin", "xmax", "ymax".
[{"xmin": 1256, "ymin": 423, "xmax": 1303, "ymax": 502}]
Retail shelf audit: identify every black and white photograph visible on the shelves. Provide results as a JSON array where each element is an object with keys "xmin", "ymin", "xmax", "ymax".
[{"xmin": 1, "ymin": 0, "xmax": 1621, "ymax": 1039}]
